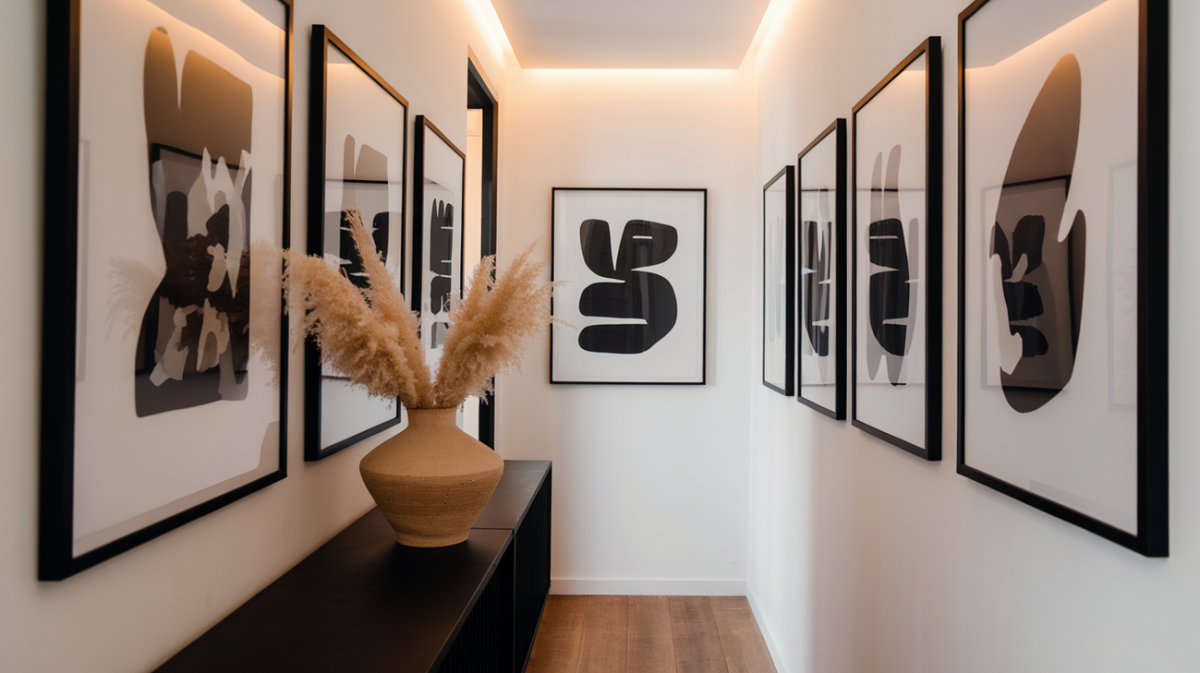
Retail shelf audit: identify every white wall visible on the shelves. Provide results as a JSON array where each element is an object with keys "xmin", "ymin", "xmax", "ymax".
[
  {"xmin": 748, "ymin": 1, "xmax": 1200, "ymax": 672},
  {"xmin": 496, "ymin": 67, "xmax": 757, "ymax": 595},
  {"xmin": 0, "ymin": 1, "xmax": 506, "ymax": 671}
]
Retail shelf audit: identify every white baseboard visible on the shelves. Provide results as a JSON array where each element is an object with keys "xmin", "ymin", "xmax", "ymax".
[
  {"xmin": 745, "ymin": 588, "xmax": 787, "ymax": 673},
  {"xmin": 549, "ymin": 578, "xmax": 749, "ymax": 596}
]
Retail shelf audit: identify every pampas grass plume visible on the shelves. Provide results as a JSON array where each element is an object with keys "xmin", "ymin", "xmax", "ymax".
[
  {"xmin": 285, "ymin": 208, "xmax": 557, "ymax": 409},
  {"xmin": 435, "ymin": 244, "xmax": 563, "ymax": 407}
]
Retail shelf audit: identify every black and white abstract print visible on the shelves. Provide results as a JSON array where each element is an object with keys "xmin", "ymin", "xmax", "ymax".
[
  {"xmin": 961, "ymin": 0, "xmax": 1145, "ymax": 536},
  {"xmin": 311, "ymin": 34, "xmax": 407, "ymax": 456},
  {"xmin": 426, "ymin": 185, "xmax": 455, "ymax": 349},
  {"xmin": 421, "ymin": 178, "xmax": 458, "ymax": 354},
  {"xmin": 988, "ymin": 55, "xmax": 1085, "ymax": 413},
  {"xmin": 865, "ymin": 146, "xmax": 919, "ymax": 388},
  {"xmin": 853, "ymin": 49, "xmax": 932, "ymax": 451},
  {"xmin": 801, "ymin": 192, "xmax": 835, "ymax": 382},
  {"xmin": 137, "ymin": 27, "xmax": 253, "ymax": 416},
  {"xmin": 552, "ymin": 189, "xmax": 706, "ymax": 384},
  {"xmin": 61, "ymin": 0, "xmax": 288, "ymax": 564},
  {"xmin": 413, "ymin": 117, "xmax": 464, "ymax": 372},
  {"xmin": 797, "ymin": 120, "xmax": 846, "ymax": 418},
  {"xmin": 329, "ymin": 136, "xmax": 392, "ymax": 291}
]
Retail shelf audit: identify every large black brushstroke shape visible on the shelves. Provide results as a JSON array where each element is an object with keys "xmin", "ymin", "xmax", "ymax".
[
  {"xmin": 428, "ymin": 198, "xmax": 454, "ymax": 317},
  {"xmin": 866, "ymin": 146, "xmax": 919, "ymax": 386},
  {"xmin": 136, "ymin": 27, "xmax": 253, "ymax": 416},
  {"xmin": 578, "ymin": 219, "xmax": 678, "ymax": 354},
  {"xmin": 802, "ymin": 192, "xmax": 833, "ymax": 361},
  {"xmin": 336, "ymin": 136, "xmax": 389, "ymax": 290},
  {"xmin": 991, "ymin": 54, "xmax": 1086, "ymax": 413}
]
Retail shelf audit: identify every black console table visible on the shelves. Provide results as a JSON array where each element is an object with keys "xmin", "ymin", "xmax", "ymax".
[{"xmin": 156, "ymin": 460, "xmax": 552, "ymax": 673}]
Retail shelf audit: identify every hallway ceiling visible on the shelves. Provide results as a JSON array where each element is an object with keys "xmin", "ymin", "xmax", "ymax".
[{"xmin": 487, "ymin": 0, "xmax": 774, "ymax": 69}]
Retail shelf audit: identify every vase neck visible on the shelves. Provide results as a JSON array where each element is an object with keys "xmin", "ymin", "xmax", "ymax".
[{"xmin": 405, "ymin": 407, "xmax": 458, "ymax": 429}]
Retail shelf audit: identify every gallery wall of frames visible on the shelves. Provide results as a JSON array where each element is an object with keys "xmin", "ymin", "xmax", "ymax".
[
  {"xmin": 37, "ymin": 0, "xmax": 1170, "ymax": 584},
  {"xmin": 38, "ymin": 0, "xmax": 494, "ymax": 580},
  {"xmin": 760, "ymin": 0, "xmax": 1167, "ymax": 556}
]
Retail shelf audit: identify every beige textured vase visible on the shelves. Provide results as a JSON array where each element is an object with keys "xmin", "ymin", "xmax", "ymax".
[{"xmin": 359, "ymin": 407, "xmax": 504, "ymax": 547}]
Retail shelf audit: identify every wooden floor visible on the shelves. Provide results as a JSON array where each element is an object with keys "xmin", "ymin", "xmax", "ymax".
[{"xmin": 526, "ymin": 596, "xmax": 777, "ymax": 673}]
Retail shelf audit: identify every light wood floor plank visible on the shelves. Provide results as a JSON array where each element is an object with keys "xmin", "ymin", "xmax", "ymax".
[
  {"xmin": 669, "ymin": 596, "xmax": 727, "ymax": 673},
  {"xmin": 627, "ymin": 596, "xmax": 675, "ymax": 673},
  {"xmin": 578, "ymin": 596, "xmax": 629, "ymax": 673},
  {"xmin": 529, "ymin": 595, "xmax": 777, "ymax": 673},
  {"xmin": 710, "ymin": 597, "xmax": 777, "ymax": 673},
  {"xmin": 527, "ymin": 595, "xmax": 589, "ymax": 673}
]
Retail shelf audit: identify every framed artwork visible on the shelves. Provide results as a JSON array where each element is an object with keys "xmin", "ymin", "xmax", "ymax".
[
  {"xmin": 306, "ymin": 26, "xmax": 407, "ymax": 461},
  {"xmin": 851, "ymin": 38, "xmax": 943, "ymax": 460},
  {"xmin": 796, "ymin": 120, "xmax": 848, "ymax": 419},
  {"xmin": 412, "ymin": 116, "xmax": 465, "ymax": 371},
  {"xmin": 40, "ymin": 0, "xmax": 292, "ymax": 580},
  {"xmin": 763, "ymin": 167, "xmax": 795, "ymax": 396},
  {"xmin": 957, "ymin": 0, "xmax": 1168, "ymax": 555},
  {"xmin": 551, "ymin": 188, "xmax": 707, "ymax": 384}
]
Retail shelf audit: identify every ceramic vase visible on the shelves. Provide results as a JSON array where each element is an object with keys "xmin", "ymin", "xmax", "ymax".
[{"xmin": 359, "ymin": 407, "xmax": 504, "ymax": 547}]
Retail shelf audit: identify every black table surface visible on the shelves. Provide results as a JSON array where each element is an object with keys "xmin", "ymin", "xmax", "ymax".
[
  {"xmin": 473, "ymin": 460, "xmax": 551, "ymax": 530},
  {"xmin": 155, "ymin": 459, "xmax": 551, "ymax": 673},
  {"xmin": 155, "ymin": 511, "xmax": 512, "ymax": 673}
]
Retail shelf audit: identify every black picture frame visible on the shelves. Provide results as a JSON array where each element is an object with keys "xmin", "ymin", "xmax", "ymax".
[
  {"xmin": 306, "ymin": 26, "xmax": 407, "ymax": 461},
  {"xmin": 796, "ymin": 120, "xmax": 848, "ymax": 419},
  {"xmin": 41, "ymin": 0, "xmax": 293, "ymax": 580},
  {"xmin": 763, "ymin": 166, "xmax": 795, "ymax": 396},
  {"xmin": 411, "ymin": 116, "xmax": 466, "ymax": 367},
  {"xmin": 550, "ymin": 188, "xmax": 708, "ymax": 385},
  {"xmin": 956, "ymin": 0, "xmax": 1168, "ymax": 556},
  {"xmin": 850, "ymin": 37, "xmax": 943, "ymax": 461}
]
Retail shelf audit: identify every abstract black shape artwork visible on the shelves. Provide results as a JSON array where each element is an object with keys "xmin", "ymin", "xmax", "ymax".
[
  {"xmin": 551, "ymin": 188, "xmax": 707, "ymax": 384},
  {"xmin": 136, "ymin": 27, "xmax": 253, "ymax": 417},
  {"xmin": 412, "ymin": 116, "xmax": 465, "ymax": 363},
  {"xmin": 851, "ymin": 37, "xmax": 941, "ymax": 460},
  {"xmin": 428, "ymin": 198, "xmax": 455, "ymax": 325},
  {"xmin": 989, "ymin": 54, "xmax": 1085, "ymax": 413},
  {"xmin": 335, "ymin": 137, "xmax": 390, "ymax": 291},
  {"xmin": 797, "ymin": 118, "xmax": 847, "ymax": 419},
  {"xmin": 866, "ymin": 146, "xmax": 919, "ymax": 387},
  {"xmin": 958, "ymin": 0, "xmax": 1168, "ymax": 556},
  {"xmin": 577, "ymin": 218, "xmax": 678, "ymax": 354},
  {"xmin": 306, "ymin": 27, "xmax": 408, "ymax": 461},
  {"xmin": 41, "ymin": 0, "xmax": 290, "ymax": 580},
  {"xmin": 802, "ymin": 209, "xmax": 833, "ymax": 361}
]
